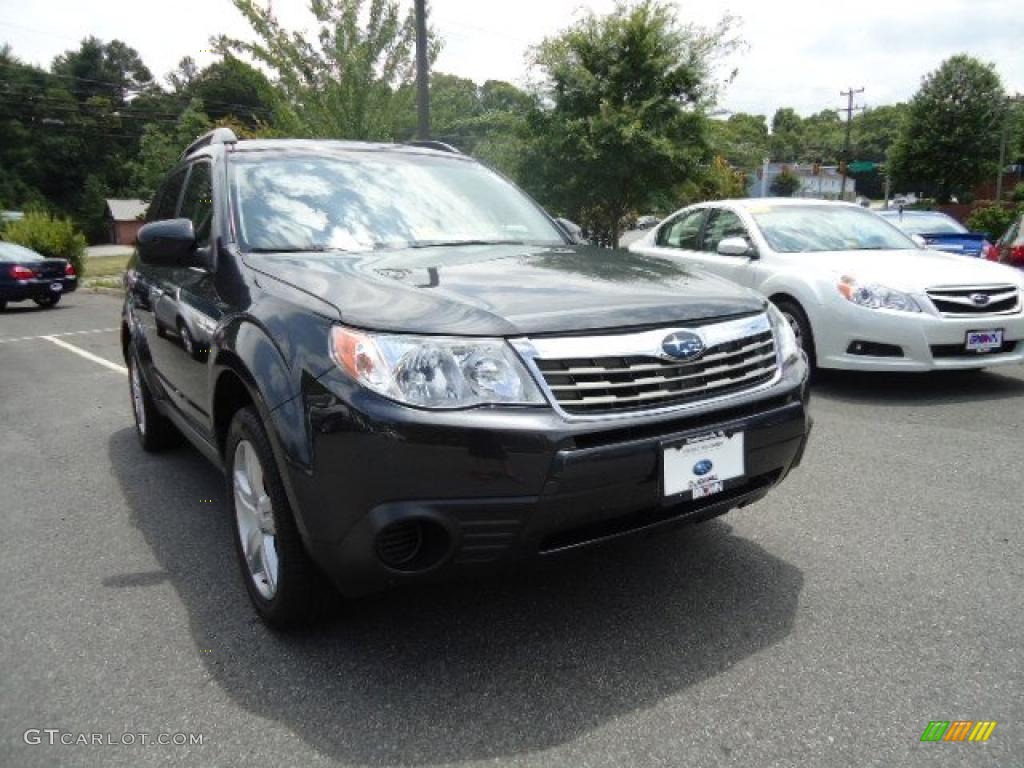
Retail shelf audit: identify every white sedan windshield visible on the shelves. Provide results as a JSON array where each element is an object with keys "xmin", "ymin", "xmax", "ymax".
[{"xmin": 752, "ymin": 205, "xmax": 916, "ymax": 253}]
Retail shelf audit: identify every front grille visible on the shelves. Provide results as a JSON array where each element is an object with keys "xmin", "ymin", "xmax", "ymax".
[
  {"xmin": 926, "ymin": 285, "xmax": 1020, "ymax": 316},
  {"xmin": 525, "ymin": 315, "xmax": 778, "ymax": 416}
]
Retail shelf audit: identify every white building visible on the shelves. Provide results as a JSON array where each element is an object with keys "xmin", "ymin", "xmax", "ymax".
[{"xmin": 747, "ymin": 163, "xmax": 855, "ymax": 201}]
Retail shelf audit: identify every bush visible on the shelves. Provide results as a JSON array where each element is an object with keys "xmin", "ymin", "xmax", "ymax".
[
  {"xmin": 770, "ymin": 169, "xmax": 801, "ymax": 197},
  {"xmin": 966, "ymin": 202, "xmax": 1021, "ymax": 241},
  {"xmin": 1011, "ymin": 182, "xmax": 1024, "ymax": 203},
  {"xmin": 1, "ymin": 212, "xmax": 87, "ymax": 277}
]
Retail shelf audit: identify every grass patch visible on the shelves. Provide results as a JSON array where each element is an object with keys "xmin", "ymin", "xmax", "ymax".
[{"xmin": 82, "ymin": 253, "xmax": 130, "ymax": 289}]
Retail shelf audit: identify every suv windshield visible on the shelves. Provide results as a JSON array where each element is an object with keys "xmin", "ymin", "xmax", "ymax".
[
  {"xmin": 230, "ymin": 150, "xmax": 565, "ymax": 253},
  {"xmin": 752, "ymin": 205, "xmax": 916, "ymax": 253}
]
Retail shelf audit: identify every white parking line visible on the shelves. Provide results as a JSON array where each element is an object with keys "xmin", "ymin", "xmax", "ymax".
[
  {"xmin": 0, "ymin": 327, "xmax": 119, "ymax": 345},
  {"xmin": 42, "ymin": 335, "xmax": 127, "ymax": 375}
]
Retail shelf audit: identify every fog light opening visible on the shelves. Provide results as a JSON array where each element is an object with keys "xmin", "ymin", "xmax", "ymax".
[
  {"xmin": 376, "ymin": 519, "xmax": 451, "ymax": 572},
  {"xmin": 847, "ymin": 340, "xmax": 904, "ymax": 357}
]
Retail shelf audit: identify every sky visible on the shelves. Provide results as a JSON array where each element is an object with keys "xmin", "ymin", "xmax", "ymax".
[{"xmin": 0, "ymin": 0, "xmax": 1020, "ymax": 118}]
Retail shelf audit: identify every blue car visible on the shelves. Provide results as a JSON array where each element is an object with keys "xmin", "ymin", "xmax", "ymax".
[{"xmin": 878, "ymin": 210, "xmax": 990, "ymax": 257}]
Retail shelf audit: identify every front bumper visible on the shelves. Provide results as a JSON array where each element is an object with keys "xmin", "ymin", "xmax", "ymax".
[
  {"xmin": 286, "ymin": 371, "xmax": 811, "ymax": 597},
  {"xmin": 815, "ymin": 297, "xmax": 1024, "ymax": 371},
  {"xmin": 0, "ymin": 276, "xmax": 78, "ymax": 302}
]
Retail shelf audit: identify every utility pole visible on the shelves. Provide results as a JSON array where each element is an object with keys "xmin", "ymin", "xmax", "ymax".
[
  {"xmin": 838, "ymin": 87, "xmax": 865, "ymax": 200},
  {"xmin": 995, "ymin": 95, "xmax": 1022, "ymax": 202},
  {"xmin": 414, "ymin": 0, "xmax": 431, "ymax": 141}
]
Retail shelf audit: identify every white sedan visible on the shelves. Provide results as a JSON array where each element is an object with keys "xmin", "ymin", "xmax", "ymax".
[{"xmin": 628, "ymin": 198, "xmax": 1024, "ymax": 371}]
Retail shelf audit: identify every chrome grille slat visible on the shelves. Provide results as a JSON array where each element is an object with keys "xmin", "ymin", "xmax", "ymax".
[
  {"xmin": 515, "ymin": 313, "xmax": 780, "ymax": 417},
  {"xmin": 550, "ymin": 337, "xmax": 775, "ymax": 376},
  {"xmin": 566, "ymin": 364, "xmax": 777, "ymax": 407},
  {"xmin": 926, "ymin": 284, "xmax": 1021, "ymax": 316},
  {"xmin": 548, "ymin": 350, "xmax": 777, "ymax": 391}
]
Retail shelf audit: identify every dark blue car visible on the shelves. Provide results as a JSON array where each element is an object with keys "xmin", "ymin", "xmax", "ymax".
[
  {"xmin": 0, "ymin": 241, "xmax": 78, "ymax": 310},
  {"xmin": 878, "ymin": 210, "xmax": 990, "ymax": 257}
]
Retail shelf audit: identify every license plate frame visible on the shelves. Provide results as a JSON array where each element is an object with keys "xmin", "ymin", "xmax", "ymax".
[
  {"xmin": 965, "ymin": 328, "xmax": 1003, "ymax": 353},
  {"xmin": 663, "ymin": 430, "xmax": 745, "ymax": 500}
]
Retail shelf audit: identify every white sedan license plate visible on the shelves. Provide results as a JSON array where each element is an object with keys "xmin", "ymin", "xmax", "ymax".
[
  {"xmin": 663, "ymin": 430, "xmax": 745, "ymax": 499},
  {"xmin": 50, "ymin": 282, "xmax": 63, "ymax": 292},
  {"xmin": 965, "ymin": 329, "xmax": 1003, "ymax": 352}
]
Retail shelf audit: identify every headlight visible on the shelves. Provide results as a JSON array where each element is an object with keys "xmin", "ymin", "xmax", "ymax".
[
  {"xmin": 837, "ymin": 275, "xmax": 921, "ymax": 312},
  {"xmin": 766, "ymin": 303, "xmax": 801, "ymax": 368},
  {"xmin": 330, "ymin": 327, "xmax": 545, "ymax": 409}
]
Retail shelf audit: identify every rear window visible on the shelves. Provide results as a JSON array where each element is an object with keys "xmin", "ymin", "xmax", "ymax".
[{"xmin": 0, "ymin": 242, "xmax": 43, "ymax": 261}]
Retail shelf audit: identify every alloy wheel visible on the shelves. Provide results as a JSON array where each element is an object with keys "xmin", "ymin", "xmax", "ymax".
[{"xmin": 233, "ymin": 439, "xmax": 279, "ymax": 599}]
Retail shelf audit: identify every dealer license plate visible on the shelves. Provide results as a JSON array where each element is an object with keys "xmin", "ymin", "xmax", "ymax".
[
  {"xmin": 965, "ymin": 329, "xmax": 1003, "ymax": 352},
  {"xmin": 50, "ymin": 282, "xmax": 62, "ymax": 292},
  {"xmin": 663, "ymin": 430, "xmax": 745, "ymax": 499}
]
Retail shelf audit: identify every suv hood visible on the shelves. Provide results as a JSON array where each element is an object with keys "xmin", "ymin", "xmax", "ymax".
[
  {"xmin": 778, "ymin": 248, "xmax": 1024, "ymax": 292},
  {"xmin": 245, "ymin": 243, "xmax": 764, "ymax": 336}
]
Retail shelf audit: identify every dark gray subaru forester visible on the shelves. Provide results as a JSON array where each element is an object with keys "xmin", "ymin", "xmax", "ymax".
[{"xmin": 123, "ymin": 128, "xmax": 811, "ymax": 626}]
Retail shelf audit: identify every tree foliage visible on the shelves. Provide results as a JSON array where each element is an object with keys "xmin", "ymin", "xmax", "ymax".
[
  {"xmin": 523, "ymin": 0, "xmax": 740, "ymax": 246},
  {"xmin": 889, "ymin": 55, "xmax": 1007, "ymax": 202},
  {"xmin": 216, "ymin": 0, "xmax": 429, "ymax": 139}
]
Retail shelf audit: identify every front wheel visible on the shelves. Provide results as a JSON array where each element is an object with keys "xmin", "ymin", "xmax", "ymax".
[
  {"xmin": 34, "ymin": 294, "xmax": 61, "ymax": 308},
  {"xmin": 773, "ymin": 298, "xmax": 816, "ymax": 371},
  {"xmin": 226, "ymin": 406, "xmax": 330, "ymax": 627}
]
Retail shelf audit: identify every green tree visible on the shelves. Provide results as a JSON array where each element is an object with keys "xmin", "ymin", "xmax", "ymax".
[
  {"xmin": 216, "ymin": 0, "xmax": 429, "ymax": 139},
  {"xmin": 191, "ymin": 55, "xmax": 278, "ymax": 128},
  {"xmin": 128, "ymin": 99, "xmax": 213, "ymax": 198},
  {"xmin": 770, "ymin": 168, "xmax": 801, "ymax": 197},
  {"xmin": 708, "ymin": 112, "xmax": 768, "ymax": 171},
  {"xmin": 523, "ymin": 1, "xmax": 740, "ymax": 246},
  {"xmin": 52, "ymin": 37, "xmax": 156, "ymax": 106},
  {"xmin": 890, "ymin": 55, "xmax": 1008, "ymax": 202},
  {"xmin": 769, "ymin": 107, "xmax": 805, "ymax": 161}
]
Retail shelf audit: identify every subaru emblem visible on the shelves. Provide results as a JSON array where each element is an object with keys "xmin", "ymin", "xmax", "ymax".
[
  {"xmin": 661, "ymin": 331, "xmax": 705, "ymax": 361},
  {"xmin": 969, "ymin": 293, "xmax": 990, "ymax": 306},
  {"xmin": 693, "ymin": 459, "xmax": 714, "ymax": 476}
]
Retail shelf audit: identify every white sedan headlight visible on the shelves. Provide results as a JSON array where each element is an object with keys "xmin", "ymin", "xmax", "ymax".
[
  {"xmin": 838, "ymin": 275, "xmax": 921, "ymax": 312},
  {"xmin": 766, "ymin": 302, "xmax": 802, "ymax": 368},
  {"xmin": 330, "ymin": 327, "xmax": 545, "ymax": 409}
]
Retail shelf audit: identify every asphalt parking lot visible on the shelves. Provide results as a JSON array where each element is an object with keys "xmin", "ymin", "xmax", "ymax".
[{"xmin": 1, "ymin": 292, "xmax": 1021, "ymax": 767}]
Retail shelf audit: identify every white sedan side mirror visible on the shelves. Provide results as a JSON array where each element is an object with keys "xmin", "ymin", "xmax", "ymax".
[
  {"xmin": 911, "ymin": 234, "xmax": 927, "ymax": 249},
  {"xmin": 717, "ymin": 236, "xmax": 754, "ymax": 257}
]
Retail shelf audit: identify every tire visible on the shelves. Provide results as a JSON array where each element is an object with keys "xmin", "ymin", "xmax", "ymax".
[
  {"xmin": 773, "ymin": 298, "xmax": 816, "ymax": 371},
  {"xmin": 34, "ymin": 294, "xmax": 61, "ymax": 308},
  {"xmin": 0, "ymin": 300, "xmax": 6, "ymax": 311},
  {"xmin": 225, "ymin": 406, "xmax": 330, "ymax": 627},
  {"xmin": 128, "ymin": 349, "xmax": 182, "ymax": 451}
]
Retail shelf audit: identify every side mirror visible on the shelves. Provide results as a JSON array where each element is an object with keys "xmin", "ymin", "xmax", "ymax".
[
  {"xmin": 138, "ymin": 218, "xmax": 197, "ymax": 266},
  {"xmin": 555, "ymin": 217, "xmax": 585, "ymax": 245},
  {"xmin": 910, "ymin": 234, "xmax": 927, "ymax": 249},
  {"xmin": 717, "ymin": 236, "xmax": 755, "ymax": 257}
]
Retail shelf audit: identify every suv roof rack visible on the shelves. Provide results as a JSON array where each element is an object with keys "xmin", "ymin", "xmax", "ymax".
[
  {"xmin": 405, "ymin": 140, "xmax": 461, "ymax": 154},
  {"xmin": 181, "ymin": 127, "xmax": 238, "ymax": 160}
]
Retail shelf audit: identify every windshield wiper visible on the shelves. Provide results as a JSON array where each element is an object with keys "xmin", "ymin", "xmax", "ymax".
[
  {"xmin": 407, "ymin": 239, "xmax": 527, "ymax": 249},
  {"xmin": 246, "ymin": 246, "xmax": 350, "ymax": 254}
]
